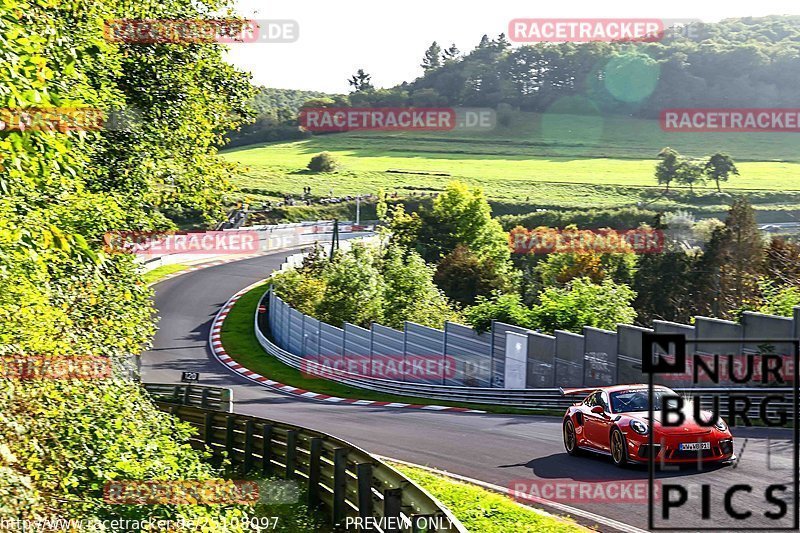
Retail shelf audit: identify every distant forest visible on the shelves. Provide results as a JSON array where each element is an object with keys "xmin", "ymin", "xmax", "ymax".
[
  {"xmin": 225, "ymin": 87, "xmax": 327, "ymax": 147},
  {"xmin": 225, "ymin": 16, "xmax": 800, "ymax": 146}
]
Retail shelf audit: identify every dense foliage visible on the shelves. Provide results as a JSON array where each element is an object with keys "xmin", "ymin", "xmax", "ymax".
[
  {"xmin": 1, "ymin": 0, "xmax": 257, "ymax": 526},
  {"xmin": 272, "ymin": 242, "xmax": 459, "ymax": 329}
]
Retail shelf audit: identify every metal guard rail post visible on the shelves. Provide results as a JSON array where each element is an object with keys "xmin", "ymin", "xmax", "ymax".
[{"xmin": 153, "ymin": 402, "xmax": 467, "ymax": 533}]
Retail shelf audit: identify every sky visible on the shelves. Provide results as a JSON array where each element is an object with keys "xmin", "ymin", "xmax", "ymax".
[{"xmin": 226, "ymin": 0, "xmax": 800, "ymax": 94}]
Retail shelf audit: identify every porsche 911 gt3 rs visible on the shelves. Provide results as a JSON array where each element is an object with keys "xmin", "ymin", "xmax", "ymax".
[{"xmin": 561, "ymin": 384, "xmax": 735, "ymax": 467}]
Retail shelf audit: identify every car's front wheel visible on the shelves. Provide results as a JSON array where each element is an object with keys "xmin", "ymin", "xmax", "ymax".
[
  {"xmin": 563, "ymin": 419, "xmax": 580, "ymax": 456},
  {"xmin": 610, "ymin": 428, "xmax": 628, "ymax": 468}
]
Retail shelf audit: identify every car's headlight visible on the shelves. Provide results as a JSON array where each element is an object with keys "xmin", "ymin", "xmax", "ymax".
[
  {"xmin": 630, "ymin": 419, "xmax": 649, "ymax": 435},
  {"xmin": 714, "ymin": 418, "xmax": 728, "ymax": 432}
]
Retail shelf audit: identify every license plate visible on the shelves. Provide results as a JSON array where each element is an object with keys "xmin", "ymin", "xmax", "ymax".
[{"xmin": 679, "ymin": 442, "xmax": 711, "ymax": 451}]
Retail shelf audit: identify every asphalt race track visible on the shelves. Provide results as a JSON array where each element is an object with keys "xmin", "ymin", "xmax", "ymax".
[{"xmin": 141, "ymin": 249, "xmax": 797, "ymax": 533}]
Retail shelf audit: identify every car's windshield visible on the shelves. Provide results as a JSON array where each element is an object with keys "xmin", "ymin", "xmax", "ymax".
[{"xmin": 609, "ymin": 388, "xmax": 676, "ymax": 413}]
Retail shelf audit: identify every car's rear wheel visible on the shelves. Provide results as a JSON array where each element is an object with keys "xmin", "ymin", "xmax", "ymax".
[
  {"xmin": 610, "ymin": 428, "xmax": 628, "ymax": 468},
  {"xmin": 563, "ymin": 419, "xmax": 579, "ymax": 456}
]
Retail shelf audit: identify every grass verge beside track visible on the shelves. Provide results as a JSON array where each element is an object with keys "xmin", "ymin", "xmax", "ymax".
[
  {"xmin": 143, "ymin": 263, "xmax": 189, "ymax": 285},
  {"xmin": 220, "ymin": 284, "xmax": 563, "ymax": 416},
  {"xmin": 390, "ymin": 462, "xmax": 587, "ymax": 533}
]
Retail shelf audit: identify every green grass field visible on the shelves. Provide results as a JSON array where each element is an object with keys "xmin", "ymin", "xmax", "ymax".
[{"xmin": 223, "ymin": 111, "xmax": 800, "ymax": 221}]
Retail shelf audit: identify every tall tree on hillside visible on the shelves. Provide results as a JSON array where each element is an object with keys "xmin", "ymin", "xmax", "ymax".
[
  {"xmin": 704, "ymin": 153, "xmax": 739, "ymax": 192},
  {"xmin": 348, "ymin": 69, "xmax": 373, "ymax": 92},
  {"xmin": 477, "ymin": 34, "xmax": 491, "ymax": 48},
  {"xmin": 493, "ymin": 33, "xmax": 511, "ymax": 50},
  {"xmin": 442, "ymin": 43, "xmax": 460, "ymax": 62},
  {"xmin": 655, "ymin": 147, "xmax": 681, "ymax": 191},
  {"xmin": 421, "ymin": 42, "xmax": 443, "ymax": 71},
  {"xmin": 695, "ymin": 197, "xmax": 764, "ymax": 318}
]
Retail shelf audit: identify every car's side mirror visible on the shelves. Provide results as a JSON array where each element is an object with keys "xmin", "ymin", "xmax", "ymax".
[{"xmin": 591, "ymin": 406, "xmax": 605, "ymax": 415}]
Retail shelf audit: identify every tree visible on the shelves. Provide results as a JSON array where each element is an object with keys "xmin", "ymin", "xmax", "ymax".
[
  {"xmin": 764, "ymin": 237, "xmax": 800, "ymax": 287},
  {"xmin": 421, "ymin": 42, "xmax": 442, "ymax": 71},
  {"xmin": 315, "ymin": 243, "xmax": 385, "ymax": 327},
  {"xmin": 387, "ymin": 204, "xmax": 423, "ymax": 251},
  {"xmin": 530, "ymin": 278, "xmax": 637, "ymax": 334},
  {"xmin": 704, "ymin": 153, "xmax": 739, "ymax": 192},
  {"xmin": 755, "ymin": 279, "xmax": 800, "ymax": 317},
  {"xmin": 493, "ymin": 33, "xmax": 511, "ymax": 51},
  {"xmin": 655, "ymin": 147, "xmax": 681, "ymax": 191},
  {"xmin": 464, "ymin": 293, "xmax": 535, "ymax": 333},
  {"xmin": 674, "ymin": 158, "xmax": 705, "ymax": 192},
  {"xmin": 434, "ymin": 245, "xmax": 511, "ymax": 305},
  {"xmin": 536, "ymin": 249, "xmax": 638, "ymax": 288},
  {"xmin": 348, "ymin": 69, "xmax": 374, "ymax": 92},
  {"xmin": 423, "ymin": 181, "xmax": 510, "ymax": 264},
  {"xmin": 694, "ymin": 197, "xmax": 764, "ymax": 318},
  {"xmin": 381, "ymin": 245, "xmax": 458, "ymax": 328},
  {"xmin": 442, "ymin": 43, "xmax": 460, "ymax": 62},
  {"xmin": 375, "ymin": 189, "xmax": 389, "ymax": 221}
]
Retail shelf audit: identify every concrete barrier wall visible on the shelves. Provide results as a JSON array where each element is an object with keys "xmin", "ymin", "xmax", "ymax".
[
  {"xmin": 583, "ymin": 327, "xmax": 617, "ymax": 386},
  {"xmin": 405, "ymin": 322, "xmax": 445, "ymax": 385},
  {"xmin": 555, "ymin": 330, "xmax": 584, "ymax": 386},
  {"xmin": 343, "ymin": 323, "xmax": 371, "ymax": 363},
  {"xmin": 617, "ymin": 324, "xmax": 652, "ymax": 384},
  {"xmin": 694, "ymin": 317, "xmax": 742, "ymax": 356},
  {"xmin": 302, "ymin": 315, "xmax": 321, "ymax": 357},
  {"xmin": 492, "ymin": 322, "xmax": 534, "ymax": 388},
  {"xmin": 267, "ymin": 287, "xmax": 800, "ymax": 388},
  {"xmin": 319, "ymin": 323, "xmax": 344, "ymax": 357},
  {"xmin": 527, "ymin": 332, "xmax": 556, "ymax": 387},
  {"xmin": 444, "ymin": 322, "xmax": 492, "ymax": 387}
]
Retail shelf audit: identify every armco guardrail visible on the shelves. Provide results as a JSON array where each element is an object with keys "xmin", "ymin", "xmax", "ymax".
[
  {"xmin": 143, "ymin": 383, "xmax": 233, "ymax": 412},
  {"xmin": 153, "ymin": 402, "xmax": 466, "ymax": 533}
]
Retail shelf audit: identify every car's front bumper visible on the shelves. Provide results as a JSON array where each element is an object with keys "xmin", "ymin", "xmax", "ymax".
[{"xmin": 627, "ymin": 436, "xmax": 735, "ymax": 464}]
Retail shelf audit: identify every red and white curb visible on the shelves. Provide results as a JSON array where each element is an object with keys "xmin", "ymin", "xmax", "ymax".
[{"xmin": 208, "ymin": 283, "xmax": 485, "ymax": 414}]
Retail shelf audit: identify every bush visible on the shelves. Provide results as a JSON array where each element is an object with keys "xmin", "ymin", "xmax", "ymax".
[
  {"xmin": 271, "ymin": 242, "xmax": 459, "ymax": 329},
  {"xmin": 307, "ymin": 152, "xmax": 339, "ymax": 172},
  {"xmin": 463, "ymin": 293, "xmax": 535, "ymax": 333},
  {"xmin": 530, "ymin": 278, "xmax": 637, "ymax": 334},
  {"xmin": 434, "ymin": 245, "xmax": 511, "ymax": 305}
]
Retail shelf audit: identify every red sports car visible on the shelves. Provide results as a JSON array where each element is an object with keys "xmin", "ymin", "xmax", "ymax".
[{"xmin": 561, "ymin": 384, "xmax": 735, "ymax": 467}]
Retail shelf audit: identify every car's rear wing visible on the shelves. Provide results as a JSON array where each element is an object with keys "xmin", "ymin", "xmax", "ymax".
[
  {"xmin": 559, "ymin": 387, "xmax": 597, "ymax": 397},
  {"xmin": 559, "ymin": 387, "xmax": 597, "ymax": 406}
]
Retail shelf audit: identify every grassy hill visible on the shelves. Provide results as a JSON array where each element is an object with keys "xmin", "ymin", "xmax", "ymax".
[{"xmin": 223, "ymin": 111, "xmax": 800, "ymax": 221}]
